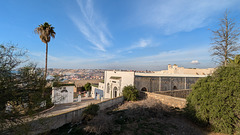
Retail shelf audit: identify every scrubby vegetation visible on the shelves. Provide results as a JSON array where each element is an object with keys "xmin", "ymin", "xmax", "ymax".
[
  {"xmin": 48, "ymin": 98, "xmax": 203, "ymax": 135},
  {"xmin": 82, "ymin": 104, "xmax": 100, "ymax": 122},
  {"xmin": 0, "ymin": 44, "xmax": 53, "ymax": 134},
  {"xmin": 186, "ymin": 65, "xmax": 240, "ymax": 134},
  {"xmin": 122, "ymin": 85, "xmax": 139, "ymax": 101}
]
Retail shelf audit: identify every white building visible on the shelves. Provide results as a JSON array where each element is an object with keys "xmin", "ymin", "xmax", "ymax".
[
  {"xmin": 93, "ymin": 65, "xmax": 215, "ymax": 99},
  {"xmin": 103, "ymin": 71, "xmax": 135, "ymax": 99},
  {"xmin": 91, "ymin": 71, "xmax": 135, "ymax": 99},
  {"xmin": 52, "ymin": 86, "xmax": 74, "ymax": 104},
  {"xmin": 156, "ymin": 64, "xmax": 215, "ymax": 75}
]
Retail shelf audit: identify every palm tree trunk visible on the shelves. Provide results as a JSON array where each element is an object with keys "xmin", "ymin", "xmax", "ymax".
[{"xmin": 45, "ymin": 43, "xmax": 48, "ymax": 79}]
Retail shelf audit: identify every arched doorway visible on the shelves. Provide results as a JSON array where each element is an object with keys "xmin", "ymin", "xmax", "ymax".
[
  {"xmin": 173, "ymin": 86, "xmax": 177, "ymax": 90},
  {"xmin": 141, "ymin": 87, "xmax": 147, "ymax": 91},
  {"xmin": 113, "ymin": 87, "xmax": 118, "ymax": 98}
]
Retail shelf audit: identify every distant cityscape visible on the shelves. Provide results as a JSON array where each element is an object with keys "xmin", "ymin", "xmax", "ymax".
[{"xmin": 47, "ymin": 68, "xmax": 154, "ymax": 81}]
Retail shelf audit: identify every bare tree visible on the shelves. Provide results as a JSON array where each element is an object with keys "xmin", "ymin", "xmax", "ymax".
[{"xmin": 210, "ymin": 10, "xmax": 240, "ymax": 66}]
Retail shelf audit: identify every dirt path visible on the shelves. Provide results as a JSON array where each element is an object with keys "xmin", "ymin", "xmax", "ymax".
[{"xmin": 38, "ymin": 97, "xmax": 102, "ymax": 117}]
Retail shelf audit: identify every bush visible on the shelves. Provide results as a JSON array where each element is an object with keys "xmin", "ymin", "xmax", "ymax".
[
  {"xmin": 122, "ymin": 85, "xmax": 139, "ymax": 101},
  {"xmin": 82, "ymin": 104, "xmax": 100, "ymax": 122},
  {"xmin": 84, "ymin": 82, "xmax": 91, "ymax": 91},
  {"xmin": 185, "ymin": 65, "xmax": 240, "ymax": 134}
]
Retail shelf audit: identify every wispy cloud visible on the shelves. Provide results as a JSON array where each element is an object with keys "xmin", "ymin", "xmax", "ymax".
[
  {"xmin": 134, "ymin": 0, "xmax": 239, "ymax": 35},
  {"xmin": 136, "ymin": 48, "xmax": 209, "ymax": 62},
  {"xmin": 129, "ymin": 39, "xmax": 152, "ymax": 49},
  {"xmin": 117, "ymin": 38, "xmax": 152, "ymax": 53},
  {"xmin": 29, "ymin": 50, "xmax": 117, "ymax": 69},
  {"xmin": 28, "ymin": 45, "xmax": 214, "ymax": 70},
  {"xmin": 73, "ymin": 45, "xmax": 90, "ymax": 55},
  {"xmin": 115, "ymin": 45, "xmax": 215, "ymax": 70},
  {"xmin": 69, "ymin": 0, "xmax": 112, "ymax": 51},
  {"xmin": 191, "ymin": 60, "xmax": 200, "ymax": 64}
]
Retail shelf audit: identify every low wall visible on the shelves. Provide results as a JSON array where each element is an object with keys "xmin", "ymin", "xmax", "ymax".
[
  {"xmin": 22, "ymin": 96, "xmax": 124, "ymax": 135},
  {"xmin": 143, "ymin": 92, "xmax": 186, "ymax": 109},
  {"xmin": 154, "ymin": 89, "xmax": 192, "ymax": 98}
]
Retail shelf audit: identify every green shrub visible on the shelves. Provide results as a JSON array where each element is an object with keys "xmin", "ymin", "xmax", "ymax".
[
  {"xmin": 82, "ymin": 104, "xmax": 99, "ymax": 122},
  {"xmin": 185, "ymin": 65, "xmax": 240, "ymax": 134},
  {"xmin": 122, "ymin": 85, "xmax": 139, "ymax": 101},
  {"xmin": 84, "ymin": 82, "xmax": 91, "ymax": 91}
]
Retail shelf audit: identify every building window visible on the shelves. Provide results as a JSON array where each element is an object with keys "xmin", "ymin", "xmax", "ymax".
[{"xmin": 107, "ymin": 83, "xmax": 110, "ymax": 93}]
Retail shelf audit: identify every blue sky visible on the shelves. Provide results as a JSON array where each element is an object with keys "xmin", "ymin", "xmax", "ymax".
[{"xmin": 1, "ymin": 0, "xmax": 240, "ymax": 70}]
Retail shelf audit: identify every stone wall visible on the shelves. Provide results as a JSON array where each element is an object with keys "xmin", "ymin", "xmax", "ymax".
[
  {"xmin": 135, "ymin": 76, "xmax": 200, "ymax": 92},
  {"xmin": 142, "ymin": 92, "xmax": 186, "ymax": 109},
  {"xmin": 134, "ymin": 76, "xmax": 159, "ymax": 92},
  {"xmin": 19, "ymin": 96, "xmax": 124, "ymax": 135},
  {"xmin": 154, "ymin": 89, "xmax": 192, "ymax": 98}
]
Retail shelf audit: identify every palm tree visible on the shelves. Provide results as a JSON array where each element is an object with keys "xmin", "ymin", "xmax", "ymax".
[{"xmin": 35, "ymin": 22, "xmax": 56, "ymax": 79}]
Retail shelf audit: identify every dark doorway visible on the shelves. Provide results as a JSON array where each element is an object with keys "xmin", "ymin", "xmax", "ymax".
[
  {"xmin": 141, "ymin": 87, "xmax": 147, "ymax": 91},
  {"xmin": 173, "ymin": 86, "xmax": 177, "ymax": 90},
  {"xmin": 114, "ymin": 91, "xmax": 117, "ymax": 98},
  {"xmin": 113, "ymin": 87, "xmax": 118, "ymax": 98}
]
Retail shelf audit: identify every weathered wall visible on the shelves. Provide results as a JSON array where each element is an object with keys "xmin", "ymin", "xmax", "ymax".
[
  {"xmin": 52, "ymin": 86, "xmax": 74, "ymax": 104},
  {"xmin": 134, "ymin": 76, "xmax": 159, "ymax": 92},
  {"xmin": 160, "ymin": 77, "xmax": 185, "ymax": 91},
  {"xmin": 186, "ymin": 77, "xmax": 199, "ymax": 89},
  {"xmin": 155, "ymin": 89, "xmax": 192, "ymax": 98},
  {"xmin": 135, "ymin": 76, "xmax": 200, "ymax": 92},
  {"xmin": 143, "ymin": 92, "xmax": 186, "ymax": 109},
  {"xmin": 23, "ymin": 96, "xmax": 124, "ymax": 135}
]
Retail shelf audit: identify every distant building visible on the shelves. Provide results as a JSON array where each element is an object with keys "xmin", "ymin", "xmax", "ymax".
[{"xmin": 155, "ymin": 64, "xmax": 215, "ymax": 75}]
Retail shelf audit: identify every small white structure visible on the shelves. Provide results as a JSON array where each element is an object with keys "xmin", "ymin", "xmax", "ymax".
[
  {"xmin": 52, "ymin": 86, "xmax": 74, "ymax": 104},
  {"xmin": 91, "ymin": 82, "xmax": 105, "ymax": 99}
]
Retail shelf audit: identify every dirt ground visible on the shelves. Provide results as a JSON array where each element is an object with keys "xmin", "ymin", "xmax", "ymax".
[{"xmin": 47, "ymin": 98, "xmax": 228, "ymax": 135}]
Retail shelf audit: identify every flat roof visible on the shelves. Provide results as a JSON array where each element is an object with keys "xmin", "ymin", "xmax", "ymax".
[{"xmin": 135, "ymin": 73, "xmax": 207, "ymax": 77}]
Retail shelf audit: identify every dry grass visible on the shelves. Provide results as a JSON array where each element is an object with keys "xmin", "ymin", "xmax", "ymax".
[
  {"xmin": 84, "ymin": 111, "xmax": 113, "ymax": 135},
  {"xmin": 49, "ymin": 98, "xmax": 207, "ymax": 135},
  {"xmin": 83, "ymin": 98, "xmax": 204, "ymax": 135}
]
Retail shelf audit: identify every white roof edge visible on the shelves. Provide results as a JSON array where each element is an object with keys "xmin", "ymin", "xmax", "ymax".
[
  {"xmin": 135, "ymin": 73, "xmax": 208, "ymax": 77},
  {"xmin": 105, "ymin": 70, "xmax": 135, "ymax": 73}
]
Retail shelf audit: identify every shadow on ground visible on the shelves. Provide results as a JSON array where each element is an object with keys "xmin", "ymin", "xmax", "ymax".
[{"xmin": 44, "ymin": 96, "xmax": 206, "ymax": 135}]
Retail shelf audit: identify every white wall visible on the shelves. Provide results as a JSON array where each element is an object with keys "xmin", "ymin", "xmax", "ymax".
[
  {"xmin": 91, "ymin": 86, "xmax": 97, "ymax": 98},
  {"xmin": 104, "ymin": 71, "xmax": 135, "ymax": 99},
  {"xmin": 98, "ymin": 82, "xmax": 104, "ymax": 89},
  {"xmin": 52, "ymin": 86, "xmax": 74, "ymax": 104},
  {"xmin": 91, "ymin": 82, "xmax": 104, "ymax": 98}
]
